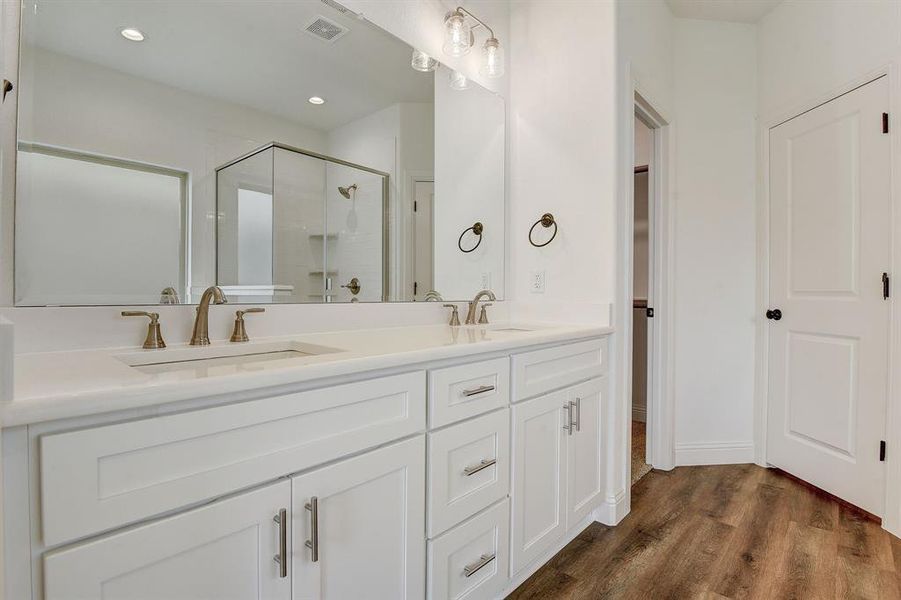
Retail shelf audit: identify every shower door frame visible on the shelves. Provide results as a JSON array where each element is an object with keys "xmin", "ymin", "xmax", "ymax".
[{"xmin": 215, "ymin": 142, "xmax": 391, "ymax": 302}]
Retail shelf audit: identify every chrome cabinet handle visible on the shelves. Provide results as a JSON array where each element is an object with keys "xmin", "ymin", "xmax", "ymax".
[
  {"xmin": 273, "ymin": 508, "xmax": 287, "ymax": 578},
  {"xmin": 570, "ymin": 398, "xmax": 581, "ymax": 432},
  {"xmin": 463, "ymin": 553, "xmax": 497, "ymax": 577},
  {"xmin": 463, "ymin": 458, "xmax": 497, "ymax": 476},
  {"xmin": 305, "ymin": 497, "xmax": 319, "ymax": 563},
  {"xmin": 462, "ymin": 384, "xmax": 495, "ymax": 397},
  {"xmin": 562, "ymin": 403, "xmax": 573, "ymax": 435}
]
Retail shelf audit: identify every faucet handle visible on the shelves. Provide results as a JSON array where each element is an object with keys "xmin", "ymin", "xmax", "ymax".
[
  {"xmin": 230, "ymin": 307, "xmax": 265, "ymax": 342},
  {"xmin": 443, "ymin": 304, "xmax": 461, "ymax": 327},
  {"xmin": 121, "ymin": 311, "xmax": 166, "ymax": 349},
  {"xmin": 478, "ymin": 304, "xmax": 492, "ymax": 325}
]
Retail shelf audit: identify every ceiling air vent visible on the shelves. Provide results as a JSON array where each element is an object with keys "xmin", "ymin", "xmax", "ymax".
[{"xmin": 302, "ymin": 15, "xmax": 349, "ymax": 43}]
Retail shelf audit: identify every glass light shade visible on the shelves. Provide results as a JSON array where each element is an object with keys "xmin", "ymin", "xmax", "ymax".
[
  {"xmin": 448, "ymin": 70, "xmax": 469, "ymax": 91},
  {"xmin": 411, "ymin": 48, "xmax": 437, "ymax": 72},
  {"xmin": 443, "ymin": 11, "xmax": 472, "ymax": 57},
  {"xmin": 480, "ymin": 38, "xmax": 504, "ymax": 78}
]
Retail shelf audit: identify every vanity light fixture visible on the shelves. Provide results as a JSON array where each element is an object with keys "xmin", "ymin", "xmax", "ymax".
[
  {"xmin": 308, "ymin": 96, "xmax": 325, "ymax": 105},
  {"xmin": 411, "ymin": 49, "xmax": 438, "ymax": 72},
  {"xmin": 449, "ymin": 70, "xmax": 469, "ymax": 91},
  {"xmin": 120, "ymin": 27, "xmax": 146, "ymax": 42},
  {"xmin": 442, "ymin": 7, "xmax": 504, "ymax": 78}
]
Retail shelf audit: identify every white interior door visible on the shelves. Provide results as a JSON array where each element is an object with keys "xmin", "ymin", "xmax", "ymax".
[
  {"xmin": 412, "ymin": 180, "xmax": 434, "ymax": 300},
  {"xmin": 767, "ymin": 76, "xmax": 890, "ymax": 515}
]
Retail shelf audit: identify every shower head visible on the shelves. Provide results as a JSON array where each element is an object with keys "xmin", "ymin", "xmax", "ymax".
[{"xmin": 338, "ymin": 184, "xmax": 357, "ymax": 199}]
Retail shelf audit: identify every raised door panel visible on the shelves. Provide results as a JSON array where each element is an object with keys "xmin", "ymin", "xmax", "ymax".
[
  {"xmin": 428, "ymin": 409, "xmax": 510, "ymax": 537},
  {"xmin": 510, "ymin": 391, "xmax": 567, "ymax": 575},
  {"xmin": 43, "ymin": 480, "xmax": 291, "ymax": 600},
  {"xmin": 566, "ymin": 378, "xmax": 605, "ymax": 528},
  {"xmin": 40, "ymin": 371, "xmax": 425, "ymax": 546},
  {"xmin": 292, "ymin": 436, "xmax": 425, "ymax": 600}
]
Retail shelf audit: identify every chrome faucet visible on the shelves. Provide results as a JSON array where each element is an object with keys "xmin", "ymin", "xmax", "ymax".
[
  {"xmin": 190, "ymin": 286, "xmax": 228, "ymax": 345},
  {"xmin": 465, "ymin": 289, "xmax": 496, "ymax": 325}
]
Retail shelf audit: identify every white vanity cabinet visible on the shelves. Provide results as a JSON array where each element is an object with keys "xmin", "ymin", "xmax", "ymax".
[
  {"xmin": 3, "ymin": 331, "xmax": 612, "ymax": 600},
  {"xmin": 509, "ymin": 339, "xmax": 607, "ymax": 576},
  {"xmin": 43, "ymin": 480, "xmax": 292, "ymax": 600},
  {"xmin": 292, "ymin": 436, "xmax": 426, "ymax": 600},
  {"xmin": 510, "ymin": 378, "xmax": 606, "ymax": 574}
]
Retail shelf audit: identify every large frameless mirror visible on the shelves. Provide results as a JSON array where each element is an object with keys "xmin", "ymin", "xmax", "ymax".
[{"xmin": 14, "ymin": 0, "xmax": 505, "ymax": 305}]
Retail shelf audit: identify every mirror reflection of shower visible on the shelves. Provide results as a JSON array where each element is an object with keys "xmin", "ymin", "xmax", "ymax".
[
  {"xmin": 338, "ymin": 184, "xmax": 357, "ymax": 199},
  {"xmin": 340, "ymin": 183, "xmax": 359, "ymax": 231}
]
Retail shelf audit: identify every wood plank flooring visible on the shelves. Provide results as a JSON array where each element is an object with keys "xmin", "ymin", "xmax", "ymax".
[{"xmin": 507, "ymin": 464, "xmax": 901, "ymax": 599}]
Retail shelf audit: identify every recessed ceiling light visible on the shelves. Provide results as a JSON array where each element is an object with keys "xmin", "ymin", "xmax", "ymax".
[
  {"xmin": 308, "ymin": 96, "xmax": 325, "ymax": 105},
  {"xmin": 120, "ymin": 28, "xmax": 145, "ymax": 42}
]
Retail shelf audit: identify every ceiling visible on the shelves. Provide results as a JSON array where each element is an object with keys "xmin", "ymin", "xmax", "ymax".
[
  {"xmin": 22, "ymin": 0, "xmax": 435, "ymax": 132},
  {"xmin": 665, "ymin": 0, "xmax": 783, "ymax": 24}
]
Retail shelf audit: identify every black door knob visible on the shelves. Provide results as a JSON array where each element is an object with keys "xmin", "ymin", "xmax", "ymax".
[{"xmin": 766, "ymin": 309, "xmax": 782, "ymax": 321}]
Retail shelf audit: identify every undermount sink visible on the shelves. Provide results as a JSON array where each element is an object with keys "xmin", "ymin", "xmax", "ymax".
[
  {"xmin": 491, "ymin": 327, "xmax": 535, "ymax": 333},
  {"xmin": 115, "ymin": 340, "xmax": 345, "ymax": 374}
]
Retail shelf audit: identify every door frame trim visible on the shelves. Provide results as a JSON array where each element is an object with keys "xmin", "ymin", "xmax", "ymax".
[
  {"xmin": 756, "ymin": 62, "xmax": 901, "ymax": 535},
  {"xmin": 615, "ymin": 62, "xmax": 676, "ymax": 524}
]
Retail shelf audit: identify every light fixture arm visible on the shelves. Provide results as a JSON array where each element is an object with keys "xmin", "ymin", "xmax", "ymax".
[{"xmin": 454, "ymin": 6, "xmax": 495, "ymax": 41}]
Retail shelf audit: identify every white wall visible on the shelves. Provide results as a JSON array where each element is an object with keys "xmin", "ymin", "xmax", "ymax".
[
  {"xmin": 757, "ymin": 0, "xmax": 901, "ymax": 121},
  {"xmin": 617, "ymin": 0, "xmax": 675, "ymax": 116},
  {"xmin": 672, "ymin": 19, "xmax": 757, "ymax": 464},
  {"xmin": 507, "ymin": 0, "xmax": 616, "ymax": 320}
]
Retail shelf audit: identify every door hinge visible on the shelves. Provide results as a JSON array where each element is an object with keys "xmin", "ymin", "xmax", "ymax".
[
  {"xmin": 880, "ymin": 440, "xmax": 887, "ymax": 461},
  {"xmin": 884, "ymin": 272, "xmax": 890, "ymax": 299},
  {"xmin": 883, "ymin": 112, "xmax": 889, "ymax": 134},
  {"xmin": 646, "ymin": 307, "xmax": 654, "ymax": 318}
]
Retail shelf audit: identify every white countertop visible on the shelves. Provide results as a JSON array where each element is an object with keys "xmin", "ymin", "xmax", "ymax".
[{"xmin": 1, "ymin": 322, "xmax": 611, "ymax": 427}]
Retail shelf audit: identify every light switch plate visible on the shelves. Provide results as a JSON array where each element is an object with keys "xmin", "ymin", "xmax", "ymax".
[{"xmin": 530, "ymin": 270, "xmax": 545, "ymax": 293}]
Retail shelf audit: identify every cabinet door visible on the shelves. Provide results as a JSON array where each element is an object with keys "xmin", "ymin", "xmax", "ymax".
[
  {"xmin": 566, "ymin": 377, "xmax": 605, "ymax": 528},
  {"xmin": 510, "ymin": 390, "xmax": 567, "ymax": 575},
  {"xmin": 292, "ymin": 436, "xmax": 425, "ymax": 600},
  {"xmin": 44, "ymin": 480, "xmax": 291, "ymax": 600}
]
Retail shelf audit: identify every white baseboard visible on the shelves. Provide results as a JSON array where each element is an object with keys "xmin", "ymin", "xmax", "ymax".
[
  {"xmin": 674, "ymin": 441, "xmax": 755, "ymax": 466},
  {"xmin": 631, "ymin": 404, "xmax": 646, "ymax": 422},
  {"xmin": 594, "ymin": 489, "xmax": 628, "ymax": 525}
]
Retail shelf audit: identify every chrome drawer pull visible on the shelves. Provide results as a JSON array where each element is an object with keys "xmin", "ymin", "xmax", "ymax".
[
  {"xmin": 463, "ymin": 553, "xmax": 497, "ymax": 577},
  {"xmin": 305, "ymin": 497, "xmax": 319, "ymax": 563},
  {"xmin": 570, "ymin": 397, "xmax": 581, "ymax": 432},
  {"xmin": 462, "ymin": 384, "xmax": 495, "ymax": 397},
  {"xmin": 463, "ymin": 458, "xmax": 497, "ymax": 476},
  {"xmin": 273, "ymin": 508, "xmax": 288, "ymax": 578},
  {"xmin": 563, "ymin": 403, "xmax": 573, "ymax": 435}
]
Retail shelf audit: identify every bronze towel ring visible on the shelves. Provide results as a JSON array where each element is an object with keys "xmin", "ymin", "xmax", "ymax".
[
  {"xmin": 458, "ymin": 222, "xmax": 484, "ymax": 253},
  {"xmin": 529, "ymin": 213, "xmax": 557, "ymax": 247}
]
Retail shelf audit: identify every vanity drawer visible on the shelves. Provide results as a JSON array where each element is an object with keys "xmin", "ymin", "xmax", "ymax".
[
  {"xmin": 429, "ymin": 357, "xmax": 509, "ymax": 428},
  {"xmin": 39, "ymin": 371, "xmax": 425, "ymax": 547},
  {"xmin": 428, "ymin": 409, "xmax": 509, "ymax": 537},
  {"xmin": 512, "ymin": 338, "xmax": 606, "ymax": 402},
  {"xmin": 427, "ymin": 499, "xmax": 510, "ymax": 600}
]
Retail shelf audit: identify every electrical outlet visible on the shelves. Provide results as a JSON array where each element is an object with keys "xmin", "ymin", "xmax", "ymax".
[
  {"xmin": 481, "ymin": 272, "xmax": 491, "ymax": 289},
  {"xmin": 530, "ymin": 270, "xmax": 545, "ymax": 293}
]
